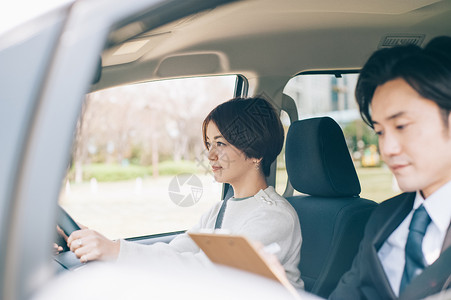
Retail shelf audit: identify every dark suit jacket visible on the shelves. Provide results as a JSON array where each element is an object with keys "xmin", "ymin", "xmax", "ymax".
[{"xmin": 329, "ymin": 192, "xmax": 451, "ymax": 300}]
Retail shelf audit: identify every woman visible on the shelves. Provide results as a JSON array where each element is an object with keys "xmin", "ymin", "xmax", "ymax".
[{"xmin": 66, "ymin": 97, "xmax": 304, "ymax": 289}]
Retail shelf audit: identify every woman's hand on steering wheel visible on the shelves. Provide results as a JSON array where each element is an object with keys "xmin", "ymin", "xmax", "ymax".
[{"xmin": 67, "ymin": 229, "xmax": 120, "ymax": 263}]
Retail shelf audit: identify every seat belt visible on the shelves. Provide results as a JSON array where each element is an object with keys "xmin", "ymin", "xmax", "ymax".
[{"xmin": 214, "ymin": 198, "xmax": 229, "ymax": 229}]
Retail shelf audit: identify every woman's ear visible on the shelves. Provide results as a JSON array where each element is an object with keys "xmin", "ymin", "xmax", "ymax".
[{"xmin": 251, "ymin": 157, "xmax": 263, "ymax": 164}]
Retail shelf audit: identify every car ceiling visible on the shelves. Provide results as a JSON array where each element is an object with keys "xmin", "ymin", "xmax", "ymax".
[{"xmin": 93, "ymin": 0, "xmax": 451, "ymax": 91}]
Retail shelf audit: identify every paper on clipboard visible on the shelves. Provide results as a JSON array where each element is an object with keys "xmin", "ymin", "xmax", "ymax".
[{"xmin": 188, "ymin": 233, "xmax": 301, "ymax": 299}]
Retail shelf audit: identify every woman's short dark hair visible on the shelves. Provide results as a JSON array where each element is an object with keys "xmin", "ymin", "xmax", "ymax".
[
  {"xmin": 202, "ymin": 97, "xmax": 284, "ymax": 176},
  {"xmin": 356, "ymin": 36, "xmax": 451, "ymax": 127}
]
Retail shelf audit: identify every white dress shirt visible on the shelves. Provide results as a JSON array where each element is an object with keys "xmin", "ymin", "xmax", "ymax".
[{"xmin": 378, "ymin": 180, "xmax": 451, "ymax": 296}]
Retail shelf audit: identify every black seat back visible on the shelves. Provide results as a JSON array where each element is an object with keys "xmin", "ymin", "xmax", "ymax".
[{"xmin": 285, "ymin": 117, "xmax": 377, "ymax": 298}]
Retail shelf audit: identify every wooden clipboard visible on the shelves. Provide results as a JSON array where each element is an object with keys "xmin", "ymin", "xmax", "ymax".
[{"xmin": 188, "ymin": 233, "xmax": 301, "ymax": 298}]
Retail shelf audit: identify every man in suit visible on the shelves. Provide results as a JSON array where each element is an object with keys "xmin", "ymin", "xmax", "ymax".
[{"xmin": 329, "ymin": 36, "xmax": 451, "ymax": 299}]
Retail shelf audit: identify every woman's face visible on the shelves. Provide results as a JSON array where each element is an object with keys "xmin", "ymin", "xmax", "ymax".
[{"xmin": 205, "ymin": 122, "xmax": 258, "ymax": 185}]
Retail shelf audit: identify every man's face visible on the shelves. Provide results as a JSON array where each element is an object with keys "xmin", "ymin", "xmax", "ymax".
[{"xmin": 371, "ymin": 78, "xmax": 451, "ymax": 198}]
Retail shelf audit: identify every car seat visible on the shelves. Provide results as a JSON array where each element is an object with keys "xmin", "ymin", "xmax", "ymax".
[{"xmin": 285, "ymin": 116, "xmax": 377, "ymax": 298}]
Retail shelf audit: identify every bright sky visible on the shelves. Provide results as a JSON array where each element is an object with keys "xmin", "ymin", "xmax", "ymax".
[{"xmin": 0, "ymin": 0, "xmax": 73, "ymax": 35}]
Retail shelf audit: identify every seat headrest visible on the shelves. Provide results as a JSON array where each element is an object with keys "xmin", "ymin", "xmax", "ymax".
[{"xmin": 285, "ymin": 117, "xmax": 361, "ymax": 197}]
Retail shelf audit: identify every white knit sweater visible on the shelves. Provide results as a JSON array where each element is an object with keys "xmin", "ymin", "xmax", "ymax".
[{"xmin": 118, "ymin": 186, "xmax": 304, "ymax": 289}]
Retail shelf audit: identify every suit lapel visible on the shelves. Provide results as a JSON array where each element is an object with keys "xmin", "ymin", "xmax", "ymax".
[
  {"xmin": 399, "ymin": 198, "xmax": 451, "ymax": 299},
  {"xmin": 400, "ymin": 242, "xmax": 451, "ymax": 299},
  {"xmin": 370, "ymin": 193, "xmax": 416, "ymax": 299},
  {"xmin": 373, "ymin": 193, "xmax": 415, "ymax": 250},
  {"xmin": 441, "ymin": 223, "xmax": 451, "ymax": 252}
]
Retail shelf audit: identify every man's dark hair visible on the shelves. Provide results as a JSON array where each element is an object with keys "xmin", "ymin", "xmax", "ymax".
[
  {"xmin": 202, "ymin": 97, "xmax": 284, "ymax": 176},
  {"xmin": 356, "ymin": 36, "xmax": 451, "ymax": 127}
]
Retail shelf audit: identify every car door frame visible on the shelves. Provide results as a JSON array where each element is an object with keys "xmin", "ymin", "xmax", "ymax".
[{"xmin": 0, "ymin": 0, "xmax": 235, "ymax": 299}]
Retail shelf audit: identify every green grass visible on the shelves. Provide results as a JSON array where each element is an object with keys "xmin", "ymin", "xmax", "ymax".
[
  {"xmin": 79, "ymin": 164, "xmax": 152, "ymax": 182},
  {"xmin": 70, "ymin": 160, "xmax": 199, "ymax": 182},
  {"xmin": 71, "ymin": 162, "xmax": 400, "ymax": 202},
  {"xmin": 356, "ymin": 167, "xmax": 400, "ymax": 202},
  {"xmin": 158, "ymin": 160, "xmax": 199, "ymax": 175},
  {"xmin": 276, "ymin": 166, "xmax": 399, "ymax": 203}
]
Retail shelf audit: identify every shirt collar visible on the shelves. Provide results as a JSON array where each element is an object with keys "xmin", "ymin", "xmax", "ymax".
[
  {"xmin": 230, "ymin": 186, "xmax": 274, "ymax": 201},
  {"xmin": 414, "ymin": 180, "xmax": 451, "ymax": 233}
]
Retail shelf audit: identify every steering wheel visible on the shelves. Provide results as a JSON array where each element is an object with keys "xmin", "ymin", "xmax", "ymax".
[
  {"xmin": 54, "ymin": 205, "xmax": 85, "ymax": 271},
  {"xmin": 57, "ymin": 205, "xmax": 81, "ymax": 237}
]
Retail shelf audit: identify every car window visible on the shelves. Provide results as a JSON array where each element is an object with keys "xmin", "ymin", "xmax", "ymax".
[
  {"xmin": 280, "ymin": 73, "xmax": 400, "ymax": 202},
  {"xmin": 59, "ymin": 75, "xmax": 237, "ymax": 239}
]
